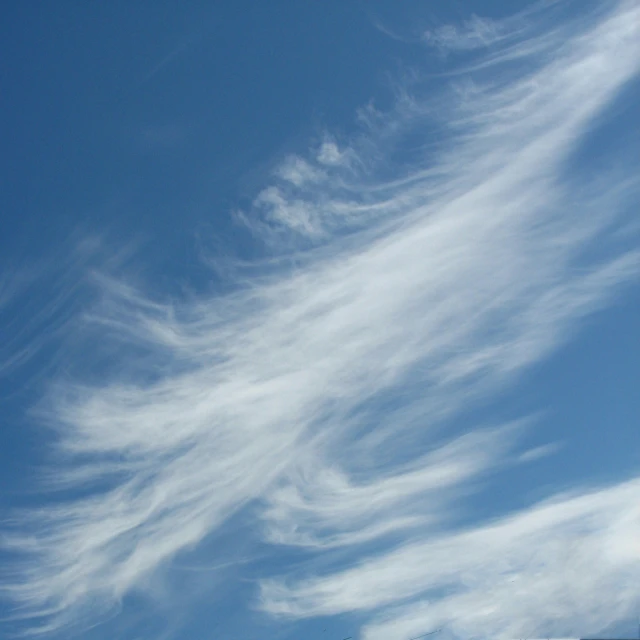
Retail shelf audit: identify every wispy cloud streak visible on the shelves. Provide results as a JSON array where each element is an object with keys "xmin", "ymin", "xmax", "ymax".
[
  {"xmin": 263, "ymin": 478, "xmax": 640, "ymax": 639},
  {"xmin": 2, "ymin": 1, "xmax": 640, "ymax": 637}
]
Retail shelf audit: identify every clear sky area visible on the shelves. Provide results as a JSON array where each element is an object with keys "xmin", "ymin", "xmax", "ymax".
[{"xmin": 1, "ymin": 1, "xmax": 639, "ymax": 639}]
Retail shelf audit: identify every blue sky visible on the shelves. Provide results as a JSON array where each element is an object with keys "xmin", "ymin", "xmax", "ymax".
[{"xmin": 1, "ymin": 2, "xmax": 640, "ymax": 639}]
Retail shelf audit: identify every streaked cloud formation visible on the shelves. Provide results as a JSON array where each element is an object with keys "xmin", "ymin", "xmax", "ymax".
[
  {"xmin": 2, "ymin": 2, "xmax": 639, "ymax": 639},
  {"xmin": 264, "ymin": 478, "xmax": 640, "ymax": 640}
]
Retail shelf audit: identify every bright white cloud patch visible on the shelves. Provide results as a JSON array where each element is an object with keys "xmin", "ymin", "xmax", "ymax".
[
  {"xmin": 263, "ymin": 478, "xmax": 640, "ymax": 640},
  {"xmin": 2, "ymin": 1, "xmax": 640, "ymax": 639}
]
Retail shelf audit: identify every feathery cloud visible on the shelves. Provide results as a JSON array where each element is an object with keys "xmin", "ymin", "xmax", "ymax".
[{"xmin": 2, "ymin": 1, "xmax": 639, "ymax": 638}]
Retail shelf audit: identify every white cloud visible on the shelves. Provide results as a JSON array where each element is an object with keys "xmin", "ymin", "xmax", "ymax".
[
  {"xmin": 423, "ymin": 15, "xmax": 508, "ymax": 53},
  {"xmin": 261, "ymin": 425, "xmax": 523, "ymax": 549},
  {"xmin": 317, "ymin": 139, "xmax": 350, "ymax": 167},
  {"xmin": 262, "ymin": 478, "xmax": 640, "ymax": 640},
  {"xmin": 0, "ymin": 237, "xmax": 126, "ymax": 380},
  {"xmin": 276, "ymin": 156, "xmax": 326, "ymax": 187},
  {"xmin": 2, "ymin": 1, "xmax": 640, "ymax": 637},
  {"xmin": 518, "ymin": 442, "xmax": 562, "ymax": 463}
]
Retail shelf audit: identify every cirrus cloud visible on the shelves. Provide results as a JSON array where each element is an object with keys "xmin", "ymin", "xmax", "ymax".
[{"xmin": 2, "ymin": 1, "xmax": 640, "ymax": 638}]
